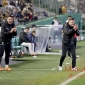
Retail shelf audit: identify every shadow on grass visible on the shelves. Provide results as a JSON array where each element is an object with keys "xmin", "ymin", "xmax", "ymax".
[
  {"xmin": 11, "ymin": 60, "xmax": 40, "ymax": 68},
  {"xmin": 77, "ymin": 46, "xmax": 85, "ymax": 49}
]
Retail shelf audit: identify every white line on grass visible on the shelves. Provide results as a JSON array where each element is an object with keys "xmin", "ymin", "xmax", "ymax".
[
  {"xmin": 65, "ymin": 63, "xmax": 70, "ymax": 65},
  {"xmin": 60, "ymin": 71, "xmax": 85, "ymax": 85},
  {"xmin": 12, "ymin": 58, "xmax": 61, "ymax": 60},
  {"xmin": 32, "ymin": 58, "xmax": 60, "ymax": 59},
  {"xmin": 13, "ymin": 68, "xmax": 57, "ymax": 71}
]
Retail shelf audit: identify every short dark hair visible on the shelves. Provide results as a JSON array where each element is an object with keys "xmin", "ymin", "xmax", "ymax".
[
  {"xmin": 7, "ymin": 15, "xmax": 14, "ymax": 18},
  {"xmin": 68, "ymin": 17, "xmax": 75, "ymax": 21},
  {"xmin": 54, "ymin": 17, "xmax": 57, "ymax": 19},
  {"xmin": 25, "ymin": 27, "xmax": 29, "ymax": 29},
  {"xmin": 32, "ymin": 24, "xmax": 37, "ymax": 28},
  {"xmin": 32, "ymin": 31, "xmax": 36, "ymax": 33},
  {"xmin": 68, "ymin": 16, "xmax": 71, "ymax": 18},
  {"xmin": 72, "ymin": 17, "xmax": 75, "ymax": 20}
]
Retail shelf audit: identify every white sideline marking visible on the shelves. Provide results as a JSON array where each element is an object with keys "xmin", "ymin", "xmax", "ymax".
[
  {"xmin": 12, "ymin": 58, "xmax": 61, "ymax": 60},
  {"xmin": 32, "ymin": 58, "xmax": 60, "ymax": 59},
  {"xmin": 65, "ymin": 63, "xmax": 70, "ymax": 65},
  {"xmin": 60, "ymin": 71, "xmax": 85, "ymax": 85},
  {"xmin": 13, "ymin": 68, "xmax": 57, "ymax": 71}
]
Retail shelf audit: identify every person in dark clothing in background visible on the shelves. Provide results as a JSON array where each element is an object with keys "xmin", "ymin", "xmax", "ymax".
[
  {"xmin": 19, "ymin": 27, "xmax": 30, "ymax": 45},
  {"xmin": 58, "ymin": 18, "xmax": 80, "ymax": 71},
  {"xmin": 10, "ymin": 0, "xmax": 16, "ymax": 6},
  {"xmin": 19, "ymin": 27, "xmax": 35, "ymax": 56},
  {"xmin": 0, "ymin": 15, "xmax": 17, "ymax": 71},
  {"xmin": 0, "ymin": 17, "xmax": 3, "ymax": 27},
  {"xmin": 59, "ymin": 6, "xmax": 62, "ymax": 14},
  {"xmin": 28, "ymin": 31, "xmax": 36, "ymax": 52}
]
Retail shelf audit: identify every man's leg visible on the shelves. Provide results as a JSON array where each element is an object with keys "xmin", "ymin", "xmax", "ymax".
[
  {"xmin": 31, "ymin": 43, "xmax": 35, "ymax": 52},
  {"xmin": 68, "ymin": 49, "xmax": 71, "ymax": 58},
  {"xmin": 74, "ymin": 38, "xmax": 77, "ymax": 48},
  {"xmin": 5, "ymin": 43, "xmax": 12, "ymax": 71},
  {"xmin": 59, "ymin": 44, "xmax": 68, "ymax": 67},
  {"xmin": 70, "ymin": 45, "xmax": 76, "ymax": 68},
  {"xmin": 0, "ymin": 43, "xmax": 5, "ymax": 70},
  {"xmin": 74, "ymin": 38, "xmax": 79, "ymax": 58},
  {"xmin": 21, "ymin": 42, "xmax": 34, "ymax": 55}
]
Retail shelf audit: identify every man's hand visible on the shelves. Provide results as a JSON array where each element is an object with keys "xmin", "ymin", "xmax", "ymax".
[
  {"xmin": 78, "ymin": 36, "xmax": 80, "ymax": 40},
  {"xmin": 10, "ymin": 28, "xmax": 17, "ymax": 33},
  {"xmin": 13, "ymin": 28, "xmax": 17, "ymax": 32},
  {"xmin": 10, "ymin": 28, "xmax": 14, "ymax": 33},
  {"xmin": 73, "ymin": 24, "xmax": 78, "ymax": 31}
]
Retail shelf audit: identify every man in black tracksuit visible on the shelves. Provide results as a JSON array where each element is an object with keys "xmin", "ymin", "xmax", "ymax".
[
  {"xmin": 0, "ymin": 16, "xmax": 17, "ymax": 71},
  {"xmin": 58, "ymin": 18, "xmax": 80, "ymax": 71}
]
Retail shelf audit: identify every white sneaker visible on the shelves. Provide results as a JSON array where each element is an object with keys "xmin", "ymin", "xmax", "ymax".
[
  {"xmin": 33, "ymin": 56, "xmax": 37, "ymax": 58},
  {"xmin": 58, "ymin": 66, "xmax": 62, "ymax": 71},
  {"xmin": 76, "ymin": 55, "xmax": 80, "ymax": 58},
  {"xmin": 72, "ymin": 67, "xmax": 77, "ymax": 71}
]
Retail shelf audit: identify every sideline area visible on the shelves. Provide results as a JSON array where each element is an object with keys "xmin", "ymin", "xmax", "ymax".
[{"xmin": 0, "ymin": 40, "xmax": 85, "ymax": 85}]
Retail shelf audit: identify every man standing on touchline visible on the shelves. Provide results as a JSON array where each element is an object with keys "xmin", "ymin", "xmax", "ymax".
[
  {"xmin": 0, "ymin": 15, "xmax": 17, "ymax": 71},
  {"xmin": 58, "ymin": 18, "xmax": 80, "ymax": 71}
]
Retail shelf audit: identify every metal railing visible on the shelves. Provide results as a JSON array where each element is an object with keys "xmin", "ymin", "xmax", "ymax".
[{"xmin": 32, "ymin": 0, "xmax": 85, "ymax": 14}]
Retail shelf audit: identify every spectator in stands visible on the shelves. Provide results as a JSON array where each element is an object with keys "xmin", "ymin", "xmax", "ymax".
[
  {"xmin": 28, "ymin": 5, "xmax": 33, "ymax": 12},
  {"xmin": 67, "ymin": 8, "xmax": 73, "ymax": 13},
  {"xmin": 17, "ymin": 9, "xmax": 23, "ymax": 23},
  {"xmin": 0, "ymin": 11, "xmax": 4, "ymax": 19},
  {"xmin": 18, "ymin": 0, "xmax": 22, "ymax": 7},
  {"xmin": 23, "ymin": 15, "xmax": 29, "ymax": 24},
  {"xmin": 33, "ymin": 13, "xmax": 38, "ymax": 21},
  {"xmin": 4, "ymin": 9, "xmax": 11, "ymax": 20},
  {"xmin": 42, "ymin": 11, "xmax": 49, "ymax": 17},
  {"xmin": 19, "ymin": 27, "xmax": 35, "ymax": 56},
  {"xmin": 20, "ymin": 2, "xmax": 26, "ymax": 11},
  {"xmin": 10, "ymin": 0, "xmax": 16, "ymax": 6},
  {"xmin": 1, "ymin": 0, "xmax": 38, "ymax": 25},
  {"xmin": 28, "ymin": 31, "xmax": 36, "ymax": 52},
  {"xmin": 13, "ymin": 8, "xmax": 18, "ymax": 18},
  {"xmin": 59, "ymin": 6, "xmax": 62, "ymax": 15},
  {"xmin": 2, "ymin": 0, "xmax": 8, "ymax": 7},
  {"xmin": 25, "ymin": 0, "xmax": 32, "ymax": 3},
  {"xmin": 29, "ymin": 12, "xmax": 33, "ymax": 21},
  {"xmin": 0, "ymin": 17, "xmax": 3, "ymax": 27},
  {"xmin": 62, "ymin": 4, "xmax": 67, "ymax": 14},
  {"xmin": 23, "ymin": 3, "xmax": 29, "ymax": 12},
  {"xmin": 26, "ymin": 10, "xmax": 30, "ymax": 16}
]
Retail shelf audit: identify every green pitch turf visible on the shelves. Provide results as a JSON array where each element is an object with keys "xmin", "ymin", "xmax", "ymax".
[{"xmin": 0, "ymin": 40, "xmax": 85, "ymax": 85}]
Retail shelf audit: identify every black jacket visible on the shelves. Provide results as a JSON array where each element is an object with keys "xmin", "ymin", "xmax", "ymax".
[
  {"xmin": 62, "ymin": 23, "xmax": 80, "ymax": 45},
  {"xmin": 0, "ymin": 21, "xmax": 17, "ymax": 43},
  {"xmin": 19, "ymin": 31, "xmax": 30, "ymax": 45}
]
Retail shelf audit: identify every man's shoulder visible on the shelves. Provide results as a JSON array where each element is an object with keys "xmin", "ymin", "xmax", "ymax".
[{"xmin": 28, "ymin": 33, "xmax": 32, "ymax": 37}]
